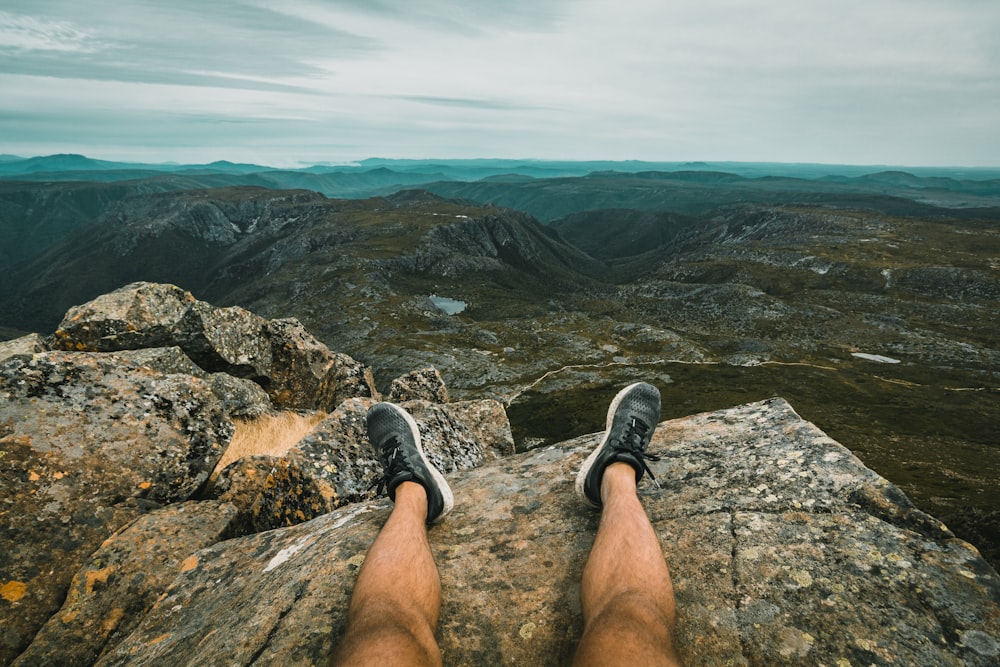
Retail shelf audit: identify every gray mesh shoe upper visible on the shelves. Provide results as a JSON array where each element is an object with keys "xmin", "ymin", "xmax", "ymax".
[
  {"xmin": 367, "ymin": 402, "xmax": 454, "ymax": 523},
  {"xmin": 575, "ymin": 382, "xmax": 662, "ymax": 508}
]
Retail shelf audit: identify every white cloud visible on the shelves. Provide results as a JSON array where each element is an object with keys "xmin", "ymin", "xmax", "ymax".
[
  {"xmin": 0, "ymin": 10, "xmax": 104, "ymax": 53},
  {"xmin": 1, "ymin": 0, "xmax": 998, "ymax": 165}
]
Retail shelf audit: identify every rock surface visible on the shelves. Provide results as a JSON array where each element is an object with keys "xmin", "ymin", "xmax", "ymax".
[
  {"xmin": 0, "ymin": 333, "xmax": 47, "ymax": 363},
  {"xmin": 1, "ymin": 284, "xmax": 518, "ymax": 665},
  {"xmin": 50, "ymin": 282, "xmax": 378, "ymax": 410},
  {"xmin": 0, "ymin": 351, "xmax": 232, "ymax": 664},
  {"xmin": 387, "ymin": 366, "xmax": 450, "ymax": 403},
  {"xmin": 273, "ymin": 397, "xmax": 514, "ymax": 512},
  {"xmin": 11, "ymin": 500, "xmax": 243, "ymax": 667},
  {"xmin": 12, "ymin": 398, "xmax": 994, "ymax": 666}
]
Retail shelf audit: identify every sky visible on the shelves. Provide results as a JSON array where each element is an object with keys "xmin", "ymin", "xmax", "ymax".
[{"xmin": 1, "ymin": 0, "xmax": 998, "ymax": 167}]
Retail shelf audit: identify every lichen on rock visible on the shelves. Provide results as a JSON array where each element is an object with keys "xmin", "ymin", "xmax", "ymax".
[
  {"xmin": 49, "ymin": 282, "xmax": 378, "ymax": 410},
  {"xmin": 5, "ymin": 283, "xmax": 998, "ymax": 666},
  {"xmin": 0, "ymin": 350, "xmax": 232, "ymax": 664},
  {"xmin": 51, "ymin": 399, "xmax": 1000, "ymax": 667}
]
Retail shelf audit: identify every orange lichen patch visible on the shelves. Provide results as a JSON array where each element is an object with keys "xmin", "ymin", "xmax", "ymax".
[
  {"xmin": 83, "ymin": 567, "xmax": 114, "ymax": 595},
  {"xmin": 138, "ymin": 481, "xmax": 152, "ymax": 490},
  {"xmin": 28, "ymin": 471, "xmax": 41, "ymax": 482},
  {"xmin": 1, "ymin": 580, "xmax": 28, "ymax": 603},
  {"xmin": 60, "ymin": 608, "xmax": 80, "ymax": 624},
  {"xmin": 75, "ymin": 342, "xmax": 87, "ymax": 351},
  {"xmin": 0, "ymin": 433, "xmax": 32, "ymax": 447},
  {"xmin": 100, "ymin": 607, "xmax": 125, "ymax": 635},
  {"xmin": 149, "ymin": 633, "xmax": 171, "ymax": 646},
  {"xmin": 179, "ymin": 556, "xmax": 199, "ymax": 573},
  {"xmin": 317, "ymin": 481, "xmax": 337, "ymax": 503},
  {"xmin": 53, "ymin": 471, "xmax": 65, "ymax": 480}
]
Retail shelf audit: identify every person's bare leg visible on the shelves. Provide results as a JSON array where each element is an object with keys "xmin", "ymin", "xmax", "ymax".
[
  {"xmin": 574, "ymin": 462, "xmax": 680, "ymax": 666},
  {"xmin": 333, "ymin": 482, "xmax": 442, "ymax": 667}
]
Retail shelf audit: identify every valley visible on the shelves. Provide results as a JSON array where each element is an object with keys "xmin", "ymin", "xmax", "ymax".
[{"xmin": 1, "ymin": 157, "xmax": 998, "ymax": 565}]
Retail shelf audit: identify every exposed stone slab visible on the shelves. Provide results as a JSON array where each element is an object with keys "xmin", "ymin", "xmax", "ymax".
[
  {"xmin": 11, "ymin": 501, "xmax": 241, "ymax": 667},
  {"xmin": 313, "ymin": 351, "xmax": 379, "ymax": 411},
  {"xmin": 15, "ymin": 454, "xmax": 339, "ymax": 667},
  {"xmin": 0, "ymin": 351, "xmax": 231, "ymax": 665},
  {"xmin": 92, "ymin": 398, "xmax": 999, "ymax": 666},
  {"xmin": 108, "ymin": 345, "xmax": 207, "ymax": 377},
  {"xmin": 101, "ymin": 347, "xmax": 274, "ymax": 418},
  {"xmin": 52, "ymin": 282, "xmax": 197, "ymax": 351},
  {"xmin": 211, "ymin": 457, "xmax": 331, "ymax": 533},
  {"xmin": 205, "ymin": 372, "xmax": 274, "ymax": 419}
]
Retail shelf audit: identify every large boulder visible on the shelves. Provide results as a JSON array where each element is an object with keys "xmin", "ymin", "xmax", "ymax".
[
  {"xmin": 50, "ymin": 282, "xmax": 378, "ymax": 410},
  {"xmin": 0, "ymin": 351, "xmax": 232, "ymax": 664},
  {"xmin": 22, "ymin": 398, "xmax": 996, "ymax": 666},
  {"xmin": 106, "ymin": 346, "xmax": 274, "ymax": 418},
  {"xmin": 207, "ymin": 396, "xmax": 515, "ymax": 513},
  {"xmin": 387, "ymin": 367, "xmax": 450, "ymax": 403}
]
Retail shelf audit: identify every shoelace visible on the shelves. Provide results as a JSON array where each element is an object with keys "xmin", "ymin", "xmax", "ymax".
[
  {"xmin": 613, "ymin": 417, "xmax": 661, "ymax": 487},
  {"xmin": 369, "ymin": 437, "xmax": 407, "ymax": 496}
]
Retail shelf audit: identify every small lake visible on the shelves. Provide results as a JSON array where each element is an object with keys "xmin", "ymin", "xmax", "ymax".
[{"xmin": 429, "ymin": 295, "xmax": 467, "ymax": 315}]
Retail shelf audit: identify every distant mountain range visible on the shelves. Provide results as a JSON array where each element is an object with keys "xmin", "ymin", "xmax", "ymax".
[{"xmin": 4, "ymin": 152, "xmax": 1000, "ymax": 181}]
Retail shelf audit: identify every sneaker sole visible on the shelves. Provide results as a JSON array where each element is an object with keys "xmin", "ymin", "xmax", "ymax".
[
  {"xmin": 393, "ymin": 404, "xmax": 455, "ymax": 522},
  {"xmin": 574, "ymin": 381, "xmax": 646, "ymax": 508}
]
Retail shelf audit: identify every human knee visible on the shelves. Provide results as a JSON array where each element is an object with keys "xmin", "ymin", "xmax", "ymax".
[
  {"xmin": 341, "ymin": 601, "xmax": 441, "ymax": 665},
  {"xmin": 588, "ymin": 591, "xmax": 675, "ymax": 639}
]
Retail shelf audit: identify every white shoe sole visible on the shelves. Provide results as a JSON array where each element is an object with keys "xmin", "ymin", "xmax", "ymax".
[
  {"xmin": 393, "ymin": 404, "xmax": 455, "ymax": 522},
  {"xmin": 574, "ymin": 382, "xmax": 645, "ymax": 508}
]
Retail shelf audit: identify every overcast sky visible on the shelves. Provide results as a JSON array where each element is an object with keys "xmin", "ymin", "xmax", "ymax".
[{"xmin": 1, "ymin": 0, "xmax": 998, "ymax": 167}]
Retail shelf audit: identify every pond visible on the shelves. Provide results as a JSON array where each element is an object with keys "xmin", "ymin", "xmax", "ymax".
[{"xmin": 429, "ymin": 294, "xmax": 467, "ymax": 315}]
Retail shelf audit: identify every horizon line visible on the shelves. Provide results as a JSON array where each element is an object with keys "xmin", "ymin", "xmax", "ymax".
[{"xmin": 3, "ymin": 152, "xmax": 1000, "ymax": 172}]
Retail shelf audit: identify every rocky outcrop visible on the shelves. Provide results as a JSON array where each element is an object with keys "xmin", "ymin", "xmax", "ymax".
[
  {"xmin": 0, "ymin": 333, "xmax": 46, "ymax": 362},
  {"xmin": 1, "ymin": 283, "xmax": 510, "ymax": 665},
  {"xmin": 8, "ymin": 396, "xmax": 998, "ymax": 666},
  {"xmin": 11, "ymin": 500, "xmax": 244, "ymax": 667},
  {"xmin": 106, "ymin": 189, "xmax": 328, "ymax": 253},
  {"xmin": 50, "ymin": 282, "xmax": 378, "ymax": 410},
  {"xmin": 3, "ymin": 282, "xmax": 998, "ymax": 665},
  {"xmin": 387, "ymin": 211, "xmax": 604, "ymax": 282}
]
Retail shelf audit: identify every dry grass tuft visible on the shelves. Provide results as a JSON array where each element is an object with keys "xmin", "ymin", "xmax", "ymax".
[{"xmin": 210, "ymin": 411, "xmax": 326, "ymax": 482}]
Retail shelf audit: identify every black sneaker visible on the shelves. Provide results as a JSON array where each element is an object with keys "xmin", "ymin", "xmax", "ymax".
[
  {"xmin": 575, "ymin": 382, "xmax": 662, "ymax": 508},
  {"xmin": 367, "ymin": 402, "xmax": 454, "ymax": 523}
]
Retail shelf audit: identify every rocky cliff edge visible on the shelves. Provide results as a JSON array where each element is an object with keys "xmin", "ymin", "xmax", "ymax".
[{"xmin": 1, "ymin": 282, "xmax": 998, "ymax": 666}]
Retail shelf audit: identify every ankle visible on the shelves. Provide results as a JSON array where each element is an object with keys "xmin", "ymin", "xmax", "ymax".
[
  {"xmin": 600, "ymin": 462, "xmax": 638, "ymax": 504},
  {"xmin": 394, "ymin": 481, "xmax": 429, "ymax": 515}
]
